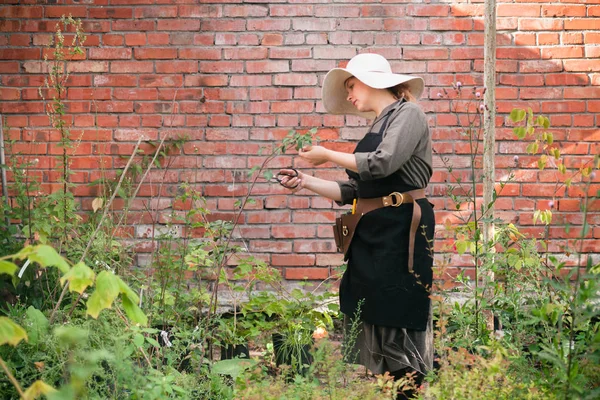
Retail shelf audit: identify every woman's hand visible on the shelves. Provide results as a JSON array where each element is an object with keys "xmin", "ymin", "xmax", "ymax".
[
  {"xmin": 299, "ymin": 145, "xmax": 330, "ymax": 166},
  {"xmin": 277, "ymin": 168, "xmax": 304, "ymax": 192}
]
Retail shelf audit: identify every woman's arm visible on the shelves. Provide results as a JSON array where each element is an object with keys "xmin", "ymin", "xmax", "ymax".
[{"xmin": 298, "ymin": 145, "xmax": 358, "ymax": 172}]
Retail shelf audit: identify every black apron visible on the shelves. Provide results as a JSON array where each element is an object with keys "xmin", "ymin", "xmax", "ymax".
[{"xmin": 339, "ymin": 101, "xmax": 435, "ymax": 331}]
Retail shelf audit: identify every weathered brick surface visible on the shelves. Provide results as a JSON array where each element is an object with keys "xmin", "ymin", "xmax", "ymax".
[{"xmin": 0, "ymin": 1, "xmax": 598, "ymax": 281}]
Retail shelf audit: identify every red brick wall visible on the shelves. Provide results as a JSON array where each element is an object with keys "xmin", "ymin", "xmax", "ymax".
[{"xmin": 1, "ymin": 1, "xmax": 598, "ymax": 280}]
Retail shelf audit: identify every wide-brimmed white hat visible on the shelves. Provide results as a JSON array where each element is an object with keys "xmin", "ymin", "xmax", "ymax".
[{"xmin": 322, "ymin": 53, "xmax": 425, "ymax": 119}]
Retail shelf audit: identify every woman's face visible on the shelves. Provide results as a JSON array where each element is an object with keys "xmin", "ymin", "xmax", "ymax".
[{"xmin": 345, "ymin": 77, "xmax": 373, "ymax": 113}]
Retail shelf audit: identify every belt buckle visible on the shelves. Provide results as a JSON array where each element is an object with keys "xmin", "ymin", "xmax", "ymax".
[{"xmin": 389, "ymin": 192, "xmax": 404, "ymax": 207}]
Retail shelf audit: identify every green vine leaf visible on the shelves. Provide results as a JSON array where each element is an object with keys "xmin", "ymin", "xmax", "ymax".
[
  {"xmin": 60, "ymin": 262, "xmax": 95, "ymax": 294},
  {"xmin": 121, "ymin": 295, "xmax": 148, "ymax": 327},
  {"xmin": 14, "ymin": 245, "xmax": 71, "ymax": 274},
  {"xmin": 0, "ymin": 260, "xmax": 18, "ymax": 277},
  {"xmin": 86, "ymin": 271, "xmax": 120, "ymax": 319},
  {"xmin": 0, "ymin": 316, "xmax": 28, "ymax": 346},
  {"xmin": 509, "ymin": 108, "xmax": 526, "ymax": 123}
]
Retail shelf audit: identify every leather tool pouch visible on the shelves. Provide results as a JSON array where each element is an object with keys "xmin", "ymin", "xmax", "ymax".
[{"xmin": 333, "ymin": 212, "xmax": 362, "ymax": 261}]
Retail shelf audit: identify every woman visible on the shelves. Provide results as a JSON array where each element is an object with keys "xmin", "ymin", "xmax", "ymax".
[{"xmin": 278, "ymin": 53, "xmax": 435, "ymax": 397}]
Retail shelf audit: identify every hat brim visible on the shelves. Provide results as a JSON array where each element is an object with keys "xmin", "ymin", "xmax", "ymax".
[{"xmin": 321, "ymin": 68, "xmax": 425, "ymax": 119}]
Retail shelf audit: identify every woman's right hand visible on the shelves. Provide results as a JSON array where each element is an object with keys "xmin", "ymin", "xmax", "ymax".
[{"xmin": 277, "ymin": 168, "xmax": 304, "ymax": 192}]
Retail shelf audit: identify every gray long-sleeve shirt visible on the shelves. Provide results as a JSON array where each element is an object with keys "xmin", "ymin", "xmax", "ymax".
[{"xmin": 338, "ymin": 100, "xmax": 432, "ymax": 205}]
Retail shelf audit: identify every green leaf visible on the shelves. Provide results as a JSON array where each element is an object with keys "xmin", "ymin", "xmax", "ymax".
[
  {"xmin": 20, "ymin": 245, "xmax": 70, "ymax": 274},
  {"xmin": 86, "ymin": 271, "xmax": 120, "ymax": 319},
  {"xmin": 22, "ymin": 380, "xmax": 57, "ymax": 400},
  {"xmin": 25, "ymin": 306, "xmax": 49, "ymax": 346},
  {"xmin": 509, "ymin": 108, "xmax": 526, "ymax": 123},
  {"xmin": 133, "ymin": 333, "xmax": 144, "ymax": 347},
  {"xmin": 0, "ymin": 317, "xmax": 28, "ymax": 346},
  {"xmin": 121, "ymin": 295, "xmax": 148, "ymax": 327},
  {"xmin": 116, "ymin": 275, "xmax": 140, "ymax": 304},
  {"xmin": 212, "ymin": 358, "xmax": 257, "ymax": 379},
  {"xmin": 263, "ymin": 170, "xmax": 274, "ymax": 181},
  {"xmin": 455, "ymin": 240, "xmax": 469, "ymax": 255},
  {"xmin": 60, "ymin": 262, "xmax": 95, "ymax": 294},
  {"xmin": 513, "ymin": 126, "xmax": 526, "ymax": 139},
  {"xmin": 0, "ymin": 260, "xmax": 18, "ymax": 277}
]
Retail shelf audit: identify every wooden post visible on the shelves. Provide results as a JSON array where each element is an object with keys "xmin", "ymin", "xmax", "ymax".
[{"xmin": 483, "ymin": 0, "xmax": 497, "ymax": 331}]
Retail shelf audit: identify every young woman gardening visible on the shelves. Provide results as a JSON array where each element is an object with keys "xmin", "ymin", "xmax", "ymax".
[{"xmin": 278, "ymin": 53, "xmax": 435, "ymax": 398}]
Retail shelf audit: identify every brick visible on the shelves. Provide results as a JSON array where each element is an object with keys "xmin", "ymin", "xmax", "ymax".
[
  {"xmin": 430, "ymin": 18, "xmax": 473, "ymax": 31},
  {"xmin": 139, "ymin": 75, "xmax": 183, "ymax": 87},
  {"xmin": 125, "ymin": 33, "xmax": 146, "ymax": 46},
  {"xmin": 114, "ymin": 88, "xmax": 158, "ymax": 100},
  {"xmin": 313, "ymin": 47, "xmax": 357, "ymax": 60},
  {"xmin": 0, "ymin": 49, "xmax": 40, "ymax": 60},
  {"xmin": 261, "ymin": 33, "xmax": 283, "ymax": 46},
  {"xmin": 272, "ymin": 255, "xmax": 315, "ymax": 267},
  {"xmin": 89, "ymin": 8, "xmax": 133, "ymax": 19},
  {"xmin": 272, "ymin": 5, "xmax": 314, "ymax": 17},
  {"xmin": 112, "ymin": 20, "xmax": 155, "ymax": 31},
  {"xmin": 0, "ymin": 6, "xmax": 43, "ymax": 18},
  {"xmin": 231, "ymin": 75, "xmax": 272, "ymax": 87},
  {"xmin": 110, "ymin": 61, "xmax": 153, "ymax": 73},
  {"xmin": 407, "ymin": 5, "xmax": 448, "ymax": 17},
  {"xmin": 180, "ymin": 48, "xmax": 222, "ymax": 59},
  {"xmin": 541, "ymin": 46, "xmax": 584, "ymax": 59},
  {"xmin": 449, "ymin": 47, "xmax": 483, "ymax": 59},
  {"xmin": 223, "ymin": 5, "xmax": 267, "ymax": 17},
  {"xmin": 246, "ymin": 60, "xmax": 289, "ymax": 73},
  {"xmin": 199, "ymin": 61, "xmax": 243, "ymax": 73},
  {"xmin": 223, "ymin": 47, "xmax": 267, "ymax": 60},
  {"xmin": 270, "ymin": 47, "xmax": 311, "ymax": 59},
  {"xmin": 9, "ymin": 34, "xmax": 31, "ymax": 46},
  {"xmin": 247, "ymin": 19, "xmax": 291, "ymax": 31},
  {"xmin": 384, "ymin": 19, "xmax": 428, "ymax": 31},
  {"xmin": 450, "ymin": 4, "xmax": 484, "ymax": 17},
  {"xmin": 134, "ymin": 6, "xmax": 177, "ymax": 18},
  {"xmin": 337, "ymin": 18, "xmax": 383, "ymax": 31},
  {"xmin": 273, "ymin": 74, "xmax": 318, "ymax": 86},
  {"xmin": 538, "ymin": 33, "xmax": 560, "ymax": 45},
  {"xmin": 565, "ymin": 19, "xmax": 600, "ymax": 30},
  {"xmin": 45, "ymin": 6, "xmax": 87, "ymax": 18},
  {"xmin": 586, "ymin": 46, "xmax": 600, "ymax": 58},
  {"xmin": 285, "ymin": 267, "xmax": 329, "ymax": 280},
  {"xmin": 498, "ymin": 4, "xmax": 540, "ymax": 17},
  {"xmin": 519, "ymin": 18, "xmax": 563, "ymax": 31},
  {"xmin": 103, "ymin": 34, "xmax": 125, "ymax": 46},
  {"xmin": 202, "ymin": 20, "xmax": 246, "ymax": 32},
  {"xmin": 135, "ymin": 48, "xmax": 177, "ymax": 59},
  {"xmin": 564, "ymin": 87, "xmax": 600, "ymax": 99},
  {"xmin": 427, "ymin": 61, "xmax": 472, "ymax": 73},
  {"xmin": 499, "ymin": 75, "xmax": 545, "ymax": 86},
  {"xmin": 585, "ymin": 32, "xmax": 600, "ymax": 44},
  {"xmin": 292, "ymin": 59, "xmax": 336, "ymax": 72},
  {"xmin": 89, "ymin": 48, "xmax": 132, "ymax": 60},
  {"xmin": 564, "ymin": 59, "xmax": 600, "ymax": 72},
  {"xmin": 542, "ymin": 5, "xmax": 586, "ymax": 17},
  {"xmin": 157, "ymin": 61, "xmax": 198, "ymax": 73},
  {"xmin": 157, "ymin": 20, "xmax": 200, "ymax": 31},
  {"xmin": 519, "ymin": 60, "xmax": 562, "ymax": 73}
]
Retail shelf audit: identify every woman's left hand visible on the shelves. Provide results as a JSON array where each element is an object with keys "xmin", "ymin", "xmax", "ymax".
[{"xmin": 298, "ymin": 145, "xmax": 329, "ymax": 166}]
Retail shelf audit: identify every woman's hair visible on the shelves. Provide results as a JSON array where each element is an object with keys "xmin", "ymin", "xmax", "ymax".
[{"xmin": 388, "ymin": 83, "xmax": 416, "ymax": 102}]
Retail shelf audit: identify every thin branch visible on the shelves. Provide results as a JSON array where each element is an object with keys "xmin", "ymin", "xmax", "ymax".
[
  {"xmin": 49, "ymin": 138, "xmax": 143, "ymax": 324},
  {"xmin": 0, "ymin": 356, "xmax": 25, "ymax": 398}
]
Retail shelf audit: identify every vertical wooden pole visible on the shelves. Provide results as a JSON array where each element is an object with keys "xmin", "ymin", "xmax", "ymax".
[{"xmin": 483, "ymin": 0, "xmax": 497, "ymax": 331}]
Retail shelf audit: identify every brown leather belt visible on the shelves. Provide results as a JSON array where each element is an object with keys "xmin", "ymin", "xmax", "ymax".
[{"xmin": 355, "ymin": 189, "xmax": 426, "ymax": 273}]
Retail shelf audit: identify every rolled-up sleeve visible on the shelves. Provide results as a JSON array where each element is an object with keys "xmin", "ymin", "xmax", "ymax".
[
  {"xmin": 355, "ymin": 104, "xmax": 428, "ymax": 180},
  {"xmin": 336, "ymin": 178, "xmax": 358, "ymax": 206}
]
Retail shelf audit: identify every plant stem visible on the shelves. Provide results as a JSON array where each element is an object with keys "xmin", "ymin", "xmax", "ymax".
[
  {"xmin": 49, "ymin": 138, "xmax": 143, "ymax": 324},
  {"xmin": 0, "ymin": 356, "xmax": 25, "ymax": 398}
]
